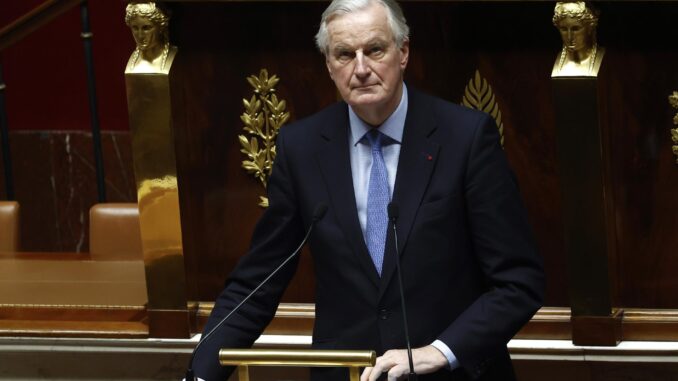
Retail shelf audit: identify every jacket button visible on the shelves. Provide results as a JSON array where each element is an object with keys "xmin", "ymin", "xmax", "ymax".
[{"xmin": 379, "ymin": 309, "xmax": 389, "ymax": 320}]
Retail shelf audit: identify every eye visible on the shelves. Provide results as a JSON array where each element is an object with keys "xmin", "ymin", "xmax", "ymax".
[
  {"xmin": 335, "ymin": 50, "xmax": 354, "ymax": 63},
  {"xmin": 366, "ymin": 44, "xmax": 387, "ymax": 58}
]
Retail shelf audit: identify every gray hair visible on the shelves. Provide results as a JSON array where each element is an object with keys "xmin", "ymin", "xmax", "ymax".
[{"xmin": 315, "ymin": 0, "xmax": 410, "ymax": 55}]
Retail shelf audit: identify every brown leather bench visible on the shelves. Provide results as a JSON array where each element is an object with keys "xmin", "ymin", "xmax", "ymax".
[
  {"xmin": 0, "ymin": 201, "xmax": 19, "ymax": 252},
  {"xmin": 89, "ymin": 203, "xmax": 143, "ymax": 261}
]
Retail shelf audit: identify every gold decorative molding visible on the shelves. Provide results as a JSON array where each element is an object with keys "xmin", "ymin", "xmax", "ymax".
[
  {"xmin": 462, "ymin": 70, "xmax": 505, "ymax": 147},
  {"xmin": 239, "ymin": 69, "xmax": 290, "ymax": 207},
  {"xmin": 668, "ymin": 91, "xmax": 678, "ymax": 164},
  {"xmin": 0, "ymin": 303, "xmax": 145, "ymax": 310}
]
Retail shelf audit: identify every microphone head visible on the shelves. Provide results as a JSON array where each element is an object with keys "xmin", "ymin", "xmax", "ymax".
[
  {"xmin": 312, "ymin": 203, "xmax": 328, "ymax": 222},
  {"xmin": 388, "ymin": 202, "xmax": 399, "ymax": 220}
]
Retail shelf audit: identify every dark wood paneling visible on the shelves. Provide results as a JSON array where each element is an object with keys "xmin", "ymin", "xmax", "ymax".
[
  {"xmin": 600, "ymin": 4, "xmax": 678, "ymax": 308},
  {"xmin": 514, "ymin": 360, "xmax": 678, "ymax": 381},
  {"xmin": 169, "ymin": 2, "xmax": 333, "ymax": 303},
  {"xmin": 170, "ymin": 1, "xmax": 574, "ymax": 306},
  {"xmin": 0, "ymin": 1, "xmax": 666, "ymax": 312}
]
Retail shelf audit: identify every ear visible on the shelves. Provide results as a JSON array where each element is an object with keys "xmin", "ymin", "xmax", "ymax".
[{"xmin": 399, "ymin": 39, "xmax": 410, "ymax": 70}]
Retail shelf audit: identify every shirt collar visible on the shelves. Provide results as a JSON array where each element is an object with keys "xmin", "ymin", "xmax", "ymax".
[{"xmin": 349, "ymin": 83, "xmax": 408, "ymax": 146}]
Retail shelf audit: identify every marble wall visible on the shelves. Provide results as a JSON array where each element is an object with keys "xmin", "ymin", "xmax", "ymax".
[{"xmin": 0, "ymin": 131, "xmax": 136, "ymax": 253}]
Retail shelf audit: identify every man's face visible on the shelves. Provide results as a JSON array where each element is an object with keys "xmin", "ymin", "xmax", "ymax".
[
  {"xmin": 557, "ymin": 17, "xmax": 592, "ymax": 53},
  {"xmin": 325, "ymin": 3, "xmax": 409, "ymax": 122},
  {"xmin": 129, "ymin": 16, "xmax": 159, "ymax": 52}
]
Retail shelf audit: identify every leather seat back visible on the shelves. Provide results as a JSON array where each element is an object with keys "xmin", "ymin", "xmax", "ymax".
[
  {"xmin": 0, "ymin": 201, "xmax": 20, "ymax": 252},
  {"xmin": 89, "ymin": 203, "xmax": 143, "ymax": 260}
]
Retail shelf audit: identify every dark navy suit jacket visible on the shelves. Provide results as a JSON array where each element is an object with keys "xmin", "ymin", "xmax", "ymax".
[{"xmin": 194, "ymin": 88, "xmax": 544, "ymax": 381}]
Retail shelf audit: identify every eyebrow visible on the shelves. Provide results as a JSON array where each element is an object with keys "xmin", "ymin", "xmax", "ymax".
[
  {"xmin": 331, "ymin": 38, "xmax": 390, "ymax": 54},
  {"xmin": 332, "ymin": 44, "xmax": 353, "ymax": 54},
  {"xmin": 366, "ymin": 37, "xmax": 389, "ymax": 46}
]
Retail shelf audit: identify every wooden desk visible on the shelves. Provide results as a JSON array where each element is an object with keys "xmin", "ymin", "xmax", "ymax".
[
  {"xmin": 0, "ymin": 251, "xmax": 147, "ymax": 306},
  {"xmin": 0, "ymin": 252, "xmax": 149, "ymax": 338}
]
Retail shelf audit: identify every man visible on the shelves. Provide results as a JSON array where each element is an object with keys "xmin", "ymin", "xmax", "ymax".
[{"xmin": 192, "ymin": 0, "xmax": 544, "ymax": 380}]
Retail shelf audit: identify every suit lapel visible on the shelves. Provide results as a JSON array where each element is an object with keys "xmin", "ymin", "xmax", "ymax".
[
  {"xmin": 315, "ymin": 103, "xmax": 381, "ymax": 289},
  {"xmin": 378, "ymin": 90, "xmax": 440, "ymax": 301}
]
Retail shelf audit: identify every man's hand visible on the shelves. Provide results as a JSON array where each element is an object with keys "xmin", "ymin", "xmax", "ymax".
[{"xmin": 360, "ymin": 345, "xmax": 448, "ymax": 381}]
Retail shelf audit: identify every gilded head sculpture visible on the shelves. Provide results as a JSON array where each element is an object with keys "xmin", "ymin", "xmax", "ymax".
[
  {"xmin": 125, "ymin": 3, "xmax": 170, "ymax": 57},
  {"xmin": 125, "ymin": 2, "xmax": 174, "ymax": 72},
  {"xmin": 552, "ymin": 2, "xmax": 603, "ymax": 77},
  {"xmin": 553, "ymin": 2, "xmax": 599, "ymax": 55}
]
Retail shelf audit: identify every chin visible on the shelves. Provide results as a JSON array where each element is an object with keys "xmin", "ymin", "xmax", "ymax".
[{"xmin": 349, "ymin": 92, "xmax": 386, "ymax": 106}]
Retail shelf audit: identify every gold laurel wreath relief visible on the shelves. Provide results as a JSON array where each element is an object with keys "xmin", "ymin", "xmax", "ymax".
[
  {"xmin": 669, "ymin": 91, "xmax": 678, "ymax": 164},
  {"xmin": 239, "ymin": 69, "xmax": 290, "ymax": 207},
  {"xmin": 461, "ymin": 70, "xmax": 505, "ymax": 147}
]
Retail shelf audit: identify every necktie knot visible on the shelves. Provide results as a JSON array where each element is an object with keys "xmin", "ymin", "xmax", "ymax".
[{"xmin": 365, "ymin": 129, "xmax": 385, "ymax": 152}]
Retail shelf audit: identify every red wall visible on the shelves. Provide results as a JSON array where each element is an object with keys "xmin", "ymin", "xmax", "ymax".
[{"xmin": 1, "ymin": 0, "xmax": 133, "ymax": 131}]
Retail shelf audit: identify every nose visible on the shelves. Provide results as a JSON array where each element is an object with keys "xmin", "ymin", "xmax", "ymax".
[{"xmin": 354, "ymin": 51, "xmax": 370, "ymax": 79}]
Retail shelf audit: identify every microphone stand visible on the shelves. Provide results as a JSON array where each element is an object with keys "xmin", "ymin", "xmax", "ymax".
[
  {"xmin": 388, "ymin": 203, "xmax": 417, "ymax": 381},
  {"xmin": 184, "ymin": 203, "xmax": 328, "ymax": 380}
]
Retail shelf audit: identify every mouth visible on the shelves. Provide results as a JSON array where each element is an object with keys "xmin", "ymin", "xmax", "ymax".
[{"xmin": 352, "ymin": 84, "xmax": 377, "ymax": 90}]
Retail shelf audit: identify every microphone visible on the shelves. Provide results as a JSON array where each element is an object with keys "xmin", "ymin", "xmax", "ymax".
[
  {"xmin": 388, "ymin": 202, "xmax": 417, "ymax": 381},
  {"xmin": 184, "ymin": 203, "xmax": 328, "ymax": 380}
]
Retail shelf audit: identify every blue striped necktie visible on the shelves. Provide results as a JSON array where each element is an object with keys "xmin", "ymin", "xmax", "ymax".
[{"xmin": 364, "ymin": 129, "xmax": 389, "ymax": 276}]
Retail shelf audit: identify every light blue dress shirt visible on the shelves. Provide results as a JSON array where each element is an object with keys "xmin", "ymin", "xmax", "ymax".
[{"xmin": 347, "ymin": 84, "xmax": 459, "ymax": 370}]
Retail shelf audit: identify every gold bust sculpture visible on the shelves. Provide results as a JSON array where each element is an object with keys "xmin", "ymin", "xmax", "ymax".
[
  {"xmin": 125, "ymin": 2, "xmax": 177, "ymax": 74},
  {"xmin": 552, "ymin": 2, "xmax": 605, "ymax": 77}
]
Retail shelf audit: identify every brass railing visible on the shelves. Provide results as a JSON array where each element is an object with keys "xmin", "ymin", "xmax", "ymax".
[{"xmin": 219, "ymin": 349, "xmax": 376, "ymax": 381}]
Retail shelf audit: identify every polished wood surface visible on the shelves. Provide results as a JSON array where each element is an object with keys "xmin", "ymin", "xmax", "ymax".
[
  {"xmin": 0, "ymin": 251, "xmax": 90, "ymax": 260},
  {"xmin": 0, "ymin": 251, "xmax": 149, "ymax": 338},
  {"xmin": 0, "ymin": 252, "xmax": 146, "ymax": 305}
]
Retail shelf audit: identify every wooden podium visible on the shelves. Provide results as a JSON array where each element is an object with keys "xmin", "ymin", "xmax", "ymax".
[{"xmin": 219, "ymin": 349, "xmax": 376, "ymax": 381}]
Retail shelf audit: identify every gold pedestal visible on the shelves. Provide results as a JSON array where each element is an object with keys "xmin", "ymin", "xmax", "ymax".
[{"xmin": 126, "ymin": 56, "xmax": 190, "ymax": 338}]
